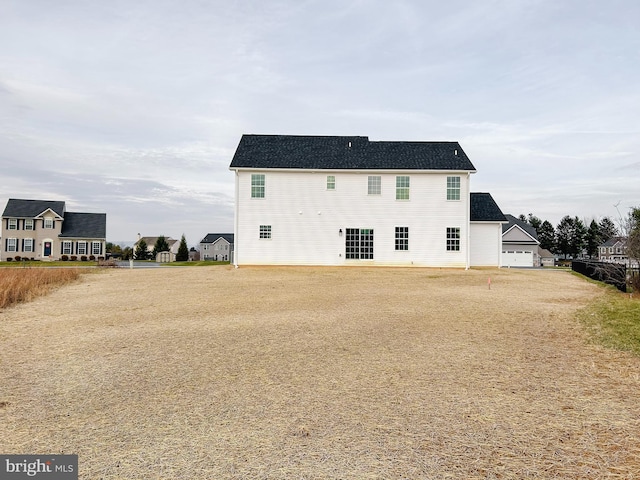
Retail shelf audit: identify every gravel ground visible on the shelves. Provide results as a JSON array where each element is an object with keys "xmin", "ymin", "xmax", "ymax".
[{"xmin": 1, "ymin": 266, "xmax": 639, "ymax": 479}]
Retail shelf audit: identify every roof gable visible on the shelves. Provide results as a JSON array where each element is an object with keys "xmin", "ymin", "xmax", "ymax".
[
  {"xmin": 502, "ymin": 215, "xmax": 540, "ymax": 243},
  {"xmin": 470, "ymin": 193, "xmax": 507, "ymax": 222},
  {"xmin": 201, "ymin": 233, "xmax": 234, "ymax": 244},
  {"xmin": 229, "ymin": 135, "xmax": 476, "ymax": 171},
  {"xmin": 3, "ymin": 199, "xmax": 65, "ymax": 218}
]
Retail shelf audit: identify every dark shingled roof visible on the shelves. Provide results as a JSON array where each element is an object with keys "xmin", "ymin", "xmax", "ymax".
[
  {"xmin": 229, "ymin": 135, "xmax": 476, "ymax": 171},
  {"xmin": 470, "ymin": 193, "xmax": 507, "ymax": 222},
  {"xmin": 3, "ymin": 198, "xmax": 65, "ymax": 218},
  {"xmin": 59, "ymin": 213, "xmax": 106, "ymax": 239},
  {"xmin": 200, "ymin": 233, "xmax": 234, "ymax": 244},
  {"xmin": 502, "ymin": 214, "xmax": 539, "ymax": 240}
]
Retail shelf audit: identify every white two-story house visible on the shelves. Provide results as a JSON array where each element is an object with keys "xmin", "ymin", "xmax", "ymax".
[{"xmin": 229, "ymin": 135, "xmax": 506, "ymax": 268}]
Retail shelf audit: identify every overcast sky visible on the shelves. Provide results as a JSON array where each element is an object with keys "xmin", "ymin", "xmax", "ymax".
[{"xmin": 1, "ymin": 0, "xmax": 638, "ymax": 245}]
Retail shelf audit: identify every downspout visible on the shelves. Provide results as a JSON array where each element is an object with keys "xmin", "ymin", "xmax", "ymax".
[
  {"xmin": 466, "ymin": 171, "xmax": 471, "ymax": 270},
  {"xmin": 233, "ymin": 170, "xmax": 240, "ymax": 268}
]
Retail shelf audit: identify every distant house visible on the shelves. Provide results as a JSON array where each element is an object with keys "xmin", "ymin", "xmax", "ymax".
[
  {"xmin": 502, "ymin": 214, "xmax": 541, "ymax": 267},
  {"xmin": 1, "ymin": 198, "xmax": 106, "ymax": 261},
  {"xmin": 200, "ymin": 233, "xmax": 234, "ymax": 262},
  {"xmin": 133, "ymin": 235, "xmax": 179, "ymax": 262},
  {"xmin": 229, "ymin": 134, "xmax": 506, "ymax": 267},
  {"xmin": 598, "ymin": 237, "xmax": 628, "ymax": 263},
  {"xmin": 538, "ymin": 247, "xmax": 555, "ymax": 267}
]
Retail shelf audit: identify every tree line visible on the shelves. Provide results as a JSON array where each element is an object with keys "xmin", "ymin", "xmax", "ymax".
[{"xmin": 517, "ymin": 207, "xmax": 639, "ymax": 260}]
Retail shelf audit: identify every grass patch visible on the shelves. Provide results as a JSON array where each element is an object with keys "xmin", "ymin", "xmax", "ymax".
[
  {"xmin": 0, "ymin": 268, "xmax": 82, "ymax": 309},
  {"xmin": 578, "ymin": 287, "xmax": 640, "ymax": 355}
]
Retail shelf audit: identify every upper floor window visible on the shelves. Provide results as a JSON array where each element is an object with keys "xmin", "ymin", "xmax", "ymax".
[
  {"xmin": 251, "ymin": 174, "xmax": 265, "ymax": 198},
  {"xmin": 8, "ymin": 218, "xmax": 17, "ymax": 230},
  {"xmin": 24, "ymin": 219, "xmax": 34, "ymax": 230},
  {"xmin": 447, "ymin": 176, "xmax": 461, "ymax": 201},
  {"xmin": 368, "ymin": 176, "xmax": 381, "ymax": 195},
  {"xmin": 326, "ymin": 175, "xmax": 336, "ymax": 190},
  {"xmin": 396, "ymin": 176, "xmax": 410, "ymax": 200},
  {"xmin": 44, "ymin": 218, "xmax": 54, "ymax": 229}
]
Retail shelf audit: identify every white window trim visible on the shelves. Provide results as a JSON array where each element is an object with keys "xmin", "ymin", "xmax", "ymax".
[
  {"xmin": 23, "ymin": 238, "xmax": 34, "ymax": 253},
  {"xmin": 8, "ymin": 218, "xmax": 17, "ymax": 230},
  {"xmin": 7, "ymin": 238, "xmax": 17, "ymax": 252}
]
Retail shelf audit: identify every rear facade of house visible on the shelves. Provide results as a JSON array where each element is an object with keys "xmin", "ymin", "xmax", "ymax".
[
  {"xmin": 229, "ymin": 135, "xmax": 505, "ymax": 267},
  {"xmin": 1, "ymin": 199, "xmax": 106, "ymax": 261}
]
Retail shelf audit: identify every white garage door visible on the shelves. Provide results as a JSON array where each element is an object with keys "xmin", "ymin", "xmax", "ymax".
[{"xmin": 502, "ymin": 250, "xmax": 534, "ymax": 267}]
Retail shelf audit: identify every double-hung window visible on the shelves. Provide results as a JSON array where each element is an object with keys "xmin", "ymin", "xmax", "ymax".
[
  {"xmin": 62, "ymin": 241, "xmax": 73, "ymax": 255},
  {"xmin": 24, "ymin": 219, "xmax": 34, "ymax": 230},
  {"xmin": 6, "ymin": 238, "xmax": 17, "ymax": 252},
  {"xmin": 251, "ymin": 174, "xmax": 265, "ymax": 198},
  {"xmin": 77, "ymin": 242, "xmax": 87, "ymax": 256},
  {"xmin": 447, "ymin": 176, "xmax": 461, "ymax": 200},
  {"xmin": 396, "ymin": 176, "xmax": 410, "ymax": 200},
  {"xmin": 446, "ymin": 227, "xmax": 461, "ymax": 251},
  {"xmin": 326, "ymin": 175, "xmax": 336, "ymax": 190},
  {"xmin": 23, "ymin": 238, "xmax": 34, "ymax": 253},
  {"xmin": 44, "ymin": 218, "xmax": 54, "ymax": 229},
  {"xmin": 92, "ymin": 242, "xmax": 101, "ymax": 255},
  {"xmin": 395, "ymin": 227, "xmax": 409, "ymax": 251},
  {"xmin": 8, "ymin": 218, "xmax": 17, "ymax": 230},
  {"xmin": 368, "ymin": 176, "xmax": 381, "ymax": 195}
]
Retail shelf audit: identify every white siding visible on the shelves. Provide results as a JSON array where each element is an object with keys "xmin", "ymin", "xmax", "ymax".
[
  {"xmin": 470, "ymin": 223, "xmax": 502, "ymax": 267},
  {"xmin": 234, "ymin": 169, "xmax": 471, "ymax": 267}
]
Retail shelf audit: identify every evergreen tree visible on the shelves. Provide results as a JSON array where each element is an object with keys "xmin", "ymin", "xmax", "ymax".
[
  {"xmin": 599, "ymin": 217, "xmax": 618, "ymax": 241},
  {"xmin": 626, "ymin": 207, "xmax": 640, "ymax": 262},
  {"xmin": 176, "ymin": 234, "xmax": 189, "ymax": 261},
  {"xmin": 134, "ymin": 239, "xmax": 149, "ymax": 260},
  {"xmin": 585, "ymin": 220, "xmax": 601, "ymax": 258},
  {"xmin": 556, "ymin": 216, "xmax": 586, "ymax": 259},
  {"xmin": 152, "ymin": 236, "xmax": 170, "ymax": 259},
  {"xmin": 538, "ymin": 220, "xmax": 556, "ymax": 252},
  {"xmin": 526, "ymin": 214, "xmax": 542, "ymax": 231}
]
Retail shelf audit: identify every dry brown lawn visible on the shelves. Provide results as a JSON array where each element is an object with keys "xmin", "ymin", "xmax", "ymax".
[{"xmin": 1, "ymin": 266, "xmax": 639, "ymax": 479}]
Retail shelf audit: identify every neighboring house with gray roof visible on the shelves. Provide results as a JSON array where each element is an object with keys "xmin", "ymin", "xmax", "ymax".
[
  {"xmin": 501, "ymin": 214, "xmax": 541, "ymax": 267},
  {"xmin": 1, "ymin": 198, "xmax": 106, "ymax": 261},
  {"xmin": 229, "ymin": 134, "xmax": 506, "ymax": 267},
  {"xmin": 598, "ymin": 237, "xmax": 628, "ymax": 263},
  {"xmin": 200, "ymin": 233, "xmax": 234, "ymax": 262}
]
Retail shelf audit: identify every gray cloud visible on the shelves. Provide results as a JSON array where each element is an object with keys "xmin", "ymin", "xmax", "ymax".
[{"xmin": 1, "ymin": 0, "xmax": 639, "ymax": 243}]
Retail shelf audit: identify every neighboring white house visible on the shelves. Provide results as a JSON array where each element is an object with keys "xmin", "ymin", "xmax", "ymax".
[
  {"xmin": 229, "ymin": 134, "xmax": 506, "ymax": 268},
  {"xmin": 501, "ymin": 215, "xmax": 541, "ymax": 267},
  {"xmin": 200, "ymin": 233, "xmax": 234, "ymax": 261}
]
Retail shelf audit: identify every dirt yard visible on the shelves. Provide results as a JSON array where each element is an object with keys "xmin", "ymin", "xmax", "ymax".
[{"xmin": 1, "ymin": 266, "xmax": 639, "ymax": 479}]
